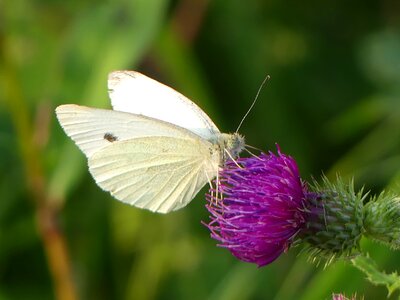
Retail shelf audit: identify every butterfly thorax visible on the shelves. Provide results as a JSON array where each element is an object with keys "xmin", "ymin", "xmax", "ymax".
[{"xmin": 217, "ymin": 133, "xmax": 245, "ymax": 162}]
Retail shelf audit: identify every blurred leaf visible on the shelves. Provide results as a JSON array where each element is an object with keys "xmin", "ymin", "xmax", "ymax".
[
  {"xmin": 273, "ymin": 258, "xmax": 312, "ymax": 300},
  {"xmin": 328, "ymin": 111, "xmax": 400, "ymax": 186},
  {"xmin": 358, "ymin": 29, "xmax": 400, "ymax": 88},
  {"xmin": 324, "ymin": 96, "xmax": 388, "ymax": 143},
  {"xmin": 208, "ymin": 264, "xmax": 258, "ymax": 300}
]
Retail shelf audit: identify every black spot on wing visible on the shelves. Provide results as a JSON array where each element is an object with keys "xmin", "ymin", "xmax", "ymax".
[{"xmin": 104, "ymin": 133, "xmax": 118, "ymax": 142}]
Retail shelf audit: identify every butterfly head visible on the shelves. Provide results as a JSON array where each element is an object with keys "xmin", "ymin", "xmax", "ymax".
[{"xmin": 220, "ymin": 132, "xmax": 245, "ymax": 160}]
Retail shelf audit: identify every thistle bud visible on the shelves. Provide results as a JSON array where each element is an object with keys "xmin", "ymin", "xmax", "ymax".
[
  {"xmin": 364, "ymin": 194, "xmax": 400, "ymax": 249},
  {"xmin": 300, "ymin": 177, "xmax": 366, "ymax": 262}
]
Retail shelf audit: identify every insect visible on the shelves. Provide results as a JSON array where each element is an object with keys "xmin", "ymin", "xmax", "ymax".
[{"xmin": 56, "ymin": 71, "xmax": 245, "ymax": 213}]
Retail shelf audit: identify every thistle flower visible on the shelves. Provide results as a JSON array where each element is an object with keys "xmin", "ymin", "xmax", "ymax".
[{"xmin": 204, "ymin": 146, "xmax": 307, "ymax": 267}]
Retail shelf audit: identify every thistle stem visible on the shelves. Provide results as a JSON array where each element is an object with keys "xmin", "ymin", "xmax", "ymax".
[
  {"xmin": 351, "ymin": 254, "xmax": 400, "ymax": 298},
  {"xmin": 1, "ymin": 44, "xmax": 78, "ymax": 300}
]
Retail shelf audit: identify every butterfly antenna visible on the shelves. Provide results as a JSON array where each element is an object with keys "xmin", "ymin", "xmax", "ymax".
[
  {"xmin": 245, "ymin": 144, "xmax": 263, "ymax": 152},
  {"xmin": 236, "ymin": 74, "xmax": 270, "ymax": 133},
  {"xmin": 244, "ymin": 147, "xmax": 262, "ymax": 159}
]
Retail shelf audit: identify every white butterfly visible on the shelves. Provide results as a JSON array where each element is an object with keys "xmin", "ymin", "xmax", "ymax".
[{"xmin": 56, "ymin": 71, "xmax": 245, "ymax": 213}]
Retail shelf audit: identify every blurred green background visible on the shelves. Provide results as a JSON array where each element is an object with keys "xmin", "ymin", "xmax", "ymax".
[{"xmin": 1, "ymin": 0, "xmax": 400, "ymax": 299}]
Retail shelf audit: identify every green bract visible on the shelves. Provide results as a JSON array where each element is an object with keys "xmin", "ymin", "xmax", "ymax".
[
  {"xmin": 364, "ymin": 194, "xmax": 400, "ymax": 249},
  {"xmin": 300, "ymin": 177, "xmax": 366, "ymax": 264}
]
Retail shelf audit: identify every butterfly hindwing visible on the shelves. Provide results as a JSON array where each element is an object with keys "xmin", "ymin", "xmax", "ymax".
[{"xmin": 88, "ymin": 136, "xmax": 220, "ymax": 213}]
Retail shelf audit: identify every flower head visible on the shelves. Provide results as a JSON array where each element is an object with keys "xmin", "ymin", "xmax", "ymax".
[{"xmin": 204, "ymin": 146, "xmax": 307, "ymax": 267}]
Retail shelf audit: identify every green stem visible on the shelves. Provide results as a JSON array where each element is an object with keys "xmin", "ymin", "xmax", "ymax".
[{"xmin": 351, "ymin": 254, "xmax": 400, "ymax": 299}]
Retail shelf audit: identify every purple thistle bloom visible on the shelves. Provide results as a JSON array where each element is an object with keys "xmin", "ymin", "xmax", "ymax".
[
  {"xmin": 332, "ymin": 294, "xmax": 357, "ymax": 300},
  {"xmin": 205, "ymin": 146, "xmax": 307, "ymax": 267}
]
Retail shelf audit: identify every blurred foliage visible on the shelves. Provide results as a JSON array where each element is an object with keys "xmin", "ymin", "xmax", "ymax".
[{"xmin": 1, "ymin": 0, "xmax": 400, "ymax": 299}]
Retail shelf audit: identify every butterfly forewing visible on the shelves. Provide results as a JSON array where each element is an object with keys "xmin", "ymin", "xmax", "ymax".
[
  {"xmin": 108, "ymin": 71, "xmax": 221, "ymax": 141},
  {"xmin": 56, "ymin": 104, "xmax": 201, "ymax": 158}
]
